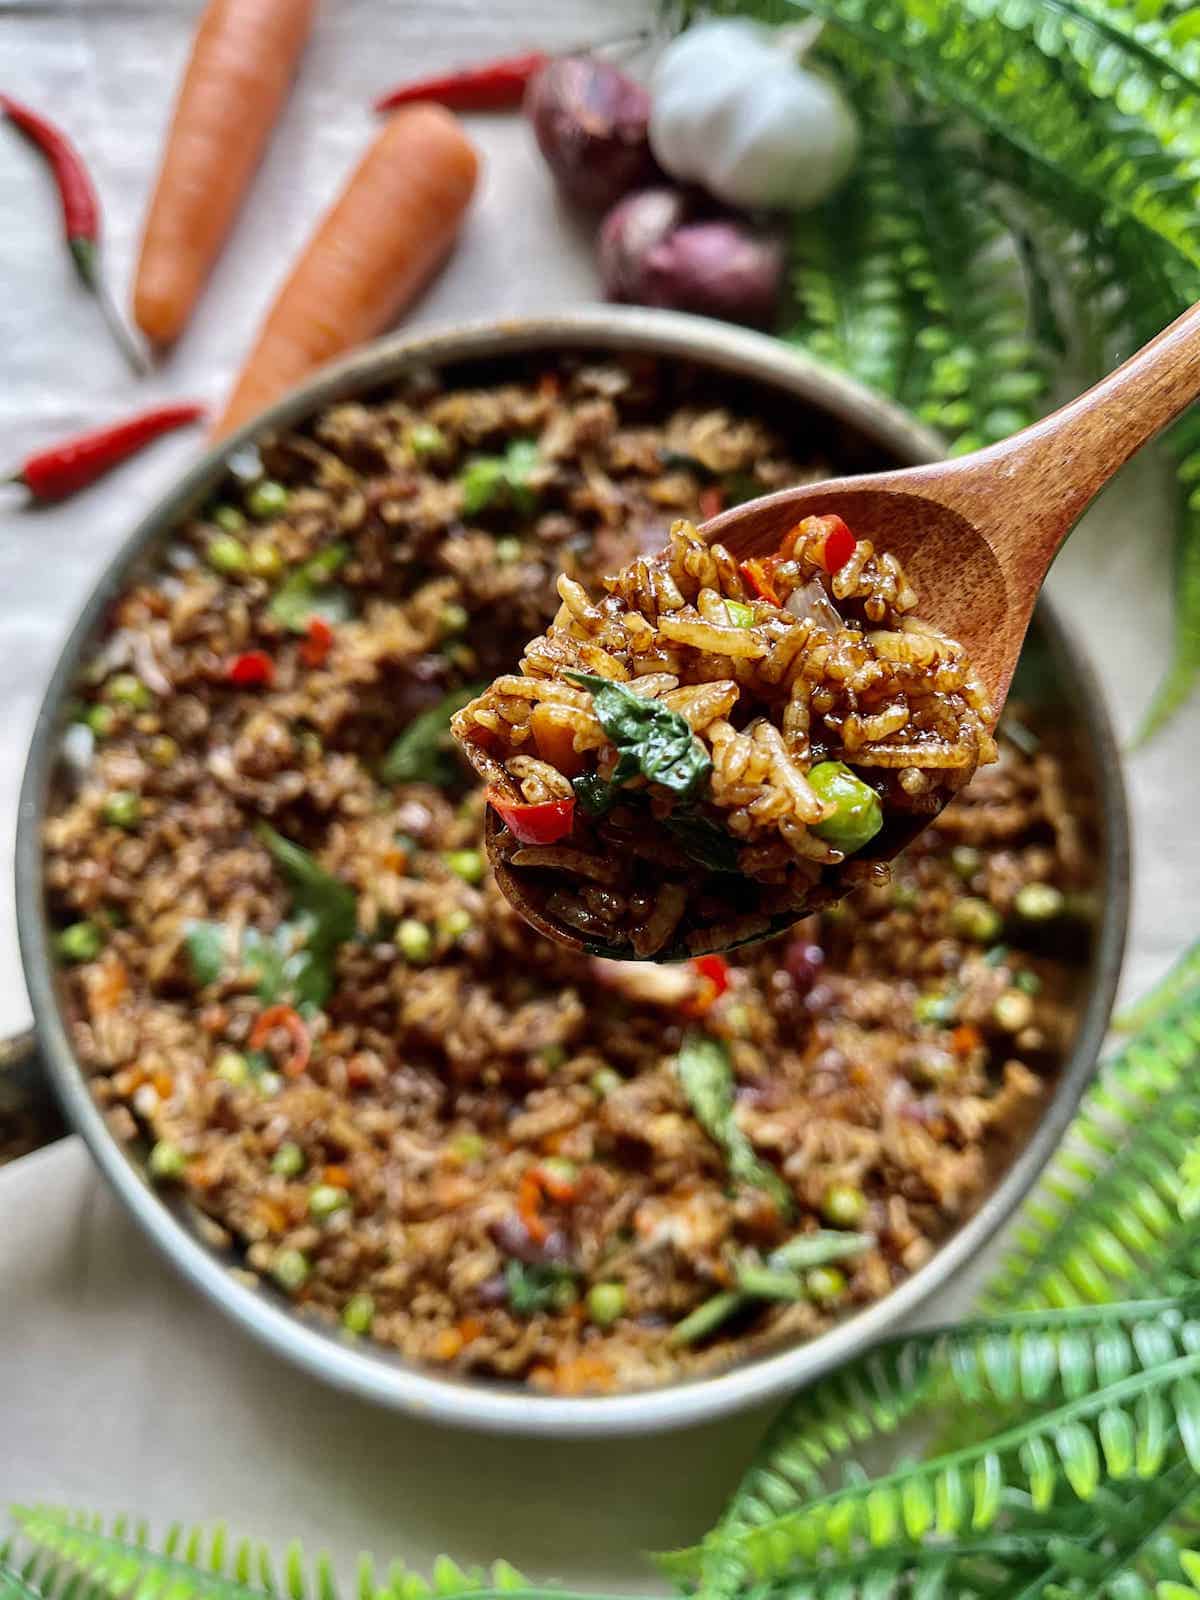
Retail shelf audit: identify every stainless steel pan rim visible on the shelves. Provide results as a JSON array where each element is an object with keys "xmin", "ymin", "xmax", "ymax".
[{"xmin": 15, "ymin": 307, "xmax": 1129, "ymax": 1437}]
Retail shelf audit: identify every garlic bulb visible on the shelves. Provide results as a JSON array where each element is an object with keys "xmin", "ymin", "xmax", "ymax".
[{"xmin": 649, "ymin": 20, "xmax": 860, "ymax": 211}]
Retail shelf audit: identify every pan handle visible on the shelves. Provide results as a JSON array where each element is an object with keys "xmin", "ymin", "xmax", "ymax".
[{"xmin": 0, "ymin": 1027, "xmax": 66, "ymax": 1149}]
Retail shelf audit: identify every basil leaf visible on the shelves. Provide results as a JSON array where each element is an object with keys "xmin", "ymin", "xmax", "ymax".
[
  {"xmin": 566, "ymin": 672, "xmax": 712, "ymax": 801},
  {"xmin": 381, "ymin": 685, "xmax": 482, "ymax": 786},
  {"xmin": 242, "ymin": 926, "xmax": 287, "ymax": 1005},
  {"xmin": 255, "ymin": 824, "xmax": 357, "ymax": 1007},
  {"xmin": 675, "ymin": 1031, "xmax": 792, "ymax": 1215},
  {"xmin": 269, "ymin": 544, "xmax": 352, "ymax": 633},
  {"xmin": 662, "ymin": 807, "xmax": 741, "ymax": 874},
  {"xmin": 504, "ymin": 1261, "xmax": 576, "ymax": 1317},
  {"xmin": 184, "ymin": 920, "xmax": 226, "ymax": 987},
  {"xmin": 572, "ymin": 771, "xmax": 615, "ymax": 818},
  {"xmin": 460, "ymin": 439, "xmax": 541, "ymax": 517}
]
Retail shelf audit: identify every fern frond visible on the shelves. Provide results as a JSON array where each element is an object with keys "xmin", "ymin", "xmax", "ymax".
[
  {"xmin": 662, "ymin": 1345, "xmax": 1200, "ymax": 1583},
  {"xmin": 1115, "ymin": 942, "xmax": 1200, "ymax": 1036},
  {"xmin": 980, "ymin": 992, "xmax": 1200, "ymax": 1312},
  {"xmin": 8, "ymin": 1512, "xmax": 593, "ymax": 1600}
]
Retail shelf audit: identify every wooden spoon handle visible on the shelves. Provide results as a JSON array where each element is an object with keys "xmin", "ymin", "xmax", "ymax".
[{"xmin": 942, "ymin": 301, "xmax": 1200, "ymax": 589}]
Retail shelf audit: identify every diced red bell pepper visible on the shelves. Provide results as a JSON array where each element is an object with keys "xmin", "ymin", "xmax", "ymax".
[
  {"xmin": 300, "ymin": 615, "xmax": 334, "ymax": 668},
  {"xmin": 487, "ymin": 788, "xmax": 576, "ymax": 845},
  {"xmin": 739, "ymin": 556, "xmax": 784, "ymax": 606},
  {"xmin": 227, "ymin": 650, "xmax": 275, "ymax": 687}
]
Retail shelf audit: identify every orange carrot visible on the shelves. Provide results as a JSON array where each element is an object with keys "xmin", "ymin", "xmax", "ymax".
[
  {"xmin": 214, "ymin": 106, "xmax": 479, "ymax": 438},
  {"xmin": 133, "ymin": 0, "xmax": 316, "ymax": 346}
]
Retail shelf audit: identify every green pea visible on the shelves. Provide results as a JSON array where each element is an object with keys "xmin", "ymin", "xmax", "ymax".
[
  {"xmin": 439, "ymin": 908, "xmax": 473, "ymax": 941},
  {"xmin": 56, "ymin": 921, "xmax": 103, "ymax": 963},
  {"xmin": 103, "ymin": 790, "xmax": 142, "ymax": 830},
  {"xmin": 148, "ymin": 735, "xmax": 178, "ymax": 767},
  {"xmin": 397, "ymin": 918, "xmax": 433, "ymax": 964},
  {"xmin": 950, "ymin": 896, "xmax": 1002, "ymax": 943},
  {"xmin": 541, "ymin": 1156, "xmax": 577, "ymax": 1185},
  {"xmin": 271, "ymin": 1141, "xmax": 305, "ymax": 1177},
  {"xmin": 590, "ymin": 1067, "xmax": 622, "ymax": 1097},
  {"xmin": 494, "ymin": 536, "xmax": 523, "ymax": 564},
  {"xmin": 821, "ymin": 1184, "xmax": 867, "ymax": 1228},
  {"xmin": 1014, "ymin": 882, "xmax": 1065, "ymax": 921},
  {"xmin": 443, "ymin": 848, "xmax": 485, "ymax": 884},
  {"xmin": 723, "ymin": 599, "xmax": 755, "ymax": 629},
  {"xmin": 206, "ymin": 534, "xmax": 248, "ymax": 575},
  {"xmin": 148, "ymin": 1140, "xmax": 186, "ymax": 1182},
  {"xmin": 214, "ymin": 1050, "xmax": 249, "ymax": 1086},
  {"xmin": 951, "ymin": 844, "xmax": 982, "ymax": 879},
  {"xmin": 105, "ymin": 673, "xmax": 153, "ymax": 710},
  {"xmin": 247, "ymin": 539, "xmax": 283, "ymax": 580},
  {"xmin": 450, "ymin": 1132, "xmax": 487, "ymax": 1163},
  {"xmin": 993, "ymin": 989, "xmax": 1035, "ymax": 1032},
  {"xmin": 438, "ymin": 602, "xmax": 469, "ymax": 639},
  {"xmin": 808, "ymin": 761, "xmax": 883, "ymax": 854},
  {"xmin": 587, "ymin": 1282, "xmax": 626, "ymax": 1327},
  {"xmin": 212, "ymin": 504, "xmax": 246, "ymax": 534},
  {"xmin": 407, "ymin": 422, "xmax": 446, "ymax": 459},
  {"xmin": 271, "ymin": 1248, "xmax": 310, "ymax": 1292},
  {"xmin": 806, "ymin": 1266, "xmax": 847, "ymax": 1304},
  {"xmin": 247, "ymin": 480, "xmax": 289, "ymax": 519},
  {"xmin": 309, "ymin": 1184, "xmax": 351, "ymax": 1221},
  {"xmin": 84, "ymin": 703, "xmax": 116, "ymax": 738},
  {"xmin": 1014, "ymin": 969, "xmax": 1042, "ymax": 996},
  {"xmin": 539, "ymin": 1044, "xmax": 568, "ymax": 1070},
  {"xmin": 342, "ymin": 1293, "xmax": 375, "ymax": 1335}
]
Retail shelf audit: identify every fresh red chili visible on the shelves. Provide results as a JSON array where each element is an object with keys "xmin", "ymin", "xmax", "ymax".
[
  {"xmin": 227, "ymin": 650, "xmax": 275, "ymax": 688},
  {"xmin": 300, "ymin": 615, "xmax": 334, "ymax": 668},
  {"xmin": 739, "ymin": 556, "xmax": 784, "ymax": 606},
  {"xmin": 1, "ymin": 94, "xmax": 147, "ymax": 374},
  {"xmin": 682, "ymin": 953, "xmax": 731, "ymax": 1016},
  {"xmin": 486, "ymin": 788, "xmax": 576, "ymax": 845},
  {"xmin": 8, "ymin": 403, "xmax": 207, "ymax": 501},
  {"xmin": 374, "ymin": 50, "xmax": 549, "ymax": 113},
  {"xmin": 250, "ymin": 1004, "xmax": 311, "ymax": 1078}
]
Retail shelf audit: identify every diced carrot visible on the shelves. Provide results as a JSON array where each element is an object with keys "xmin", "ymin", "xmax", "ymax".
[
  {"xmin": 431, "ymin": 1327, "xmax": 464, "ymax": 1361},
  {"xmin": 952, "ymin": 1024, "xmax": 983, "ymax": 1057},
  {"xmin": 322, "ymin": 1163, "xmax": 351, "ymax": 1189},
  {"xmin": 456, "ymin": 1315, "xmax": 485, "ymax": 1344}
]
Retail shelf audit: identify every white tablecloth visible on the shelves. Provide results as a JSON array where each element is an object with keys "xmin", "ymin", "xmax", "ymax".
[{"xmin": 1, "ymin": 0, "xmax": 1196, "ymax": 1578}]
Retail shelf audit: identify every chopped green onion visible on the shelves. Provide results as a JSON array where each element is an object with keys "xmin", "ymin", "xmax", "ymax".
[
  {"xmin": 247, "ymin": 480, "xmax": 289, "ymax": 519},
  {"xmin": 214, "ymin": 1050, "xmax": 249, "ymax": 1086},
  {"xmin": 104, "ymin": 673, "xmax": 153, "ymax": 710},
  {"xmin": 438, "ymin": 908, "xmax": 473, "ymax": 941},
  {"xmin": 148, "ymin": 1141, "xmax": 186, "ymax": 1181},
  {"xmin": 950, "ymin": 897, "xmax": 1002, "ymax": 943},
  {"xmin": 821, "ymin": 1184, "xmax": 868, "ymax": 1228},
  {"xmin": 397, "ymin": 918, "xmax": 433, "ymax": 964},
  {"xmin": 271, "ymin": 1141, "xmax": 305, "ymax": 1177},
  {"xmin": 407, "ymin": 423, "xmax": 446, "ymax": 459},
  {"xmin": 84, "ymin": 703, "xmax": 116, "ymax": 738},
  {"xmin": 1014, "ymin": 882, "xmax": 1065, "ymax": 921},
  {"xmin": 668, "ymin": 1291, "xmax": 743, "ymax": 1347},
  {"xmin": 309, "ymin": 1184, "xmax": 351, "ymax": 1221},
  {"xmin": 205, "ymin": 534, "xmax": 247, "ymax": 574},
  {"xmin": 342, "ymin": 1293, "xmax": 375, "ymax": 1334},
  {"xmin": 443, "ymin": 848, "xmax": 485, "ymax": 884},
  {"xmin": 102, "ymin": 790, "xmax": 142, "ymax": 830},
  {"xmin": 723, "ymin": 599, "xmax": 755, "ymax": 628},
  {"xmin": 450, "ymin": 1132, "xmax": 487, "ymax": 1163},
  {"xmin": 805, "ymin": 1265, "xmax": 847, "ymax": 1304},
  {"xmin": 271, "ymin": 1248, "xmax": 310, "ymax": 1291},
  {"xmin": 213, "ymin": 504, "xmax": 246, "ymax": 534}
]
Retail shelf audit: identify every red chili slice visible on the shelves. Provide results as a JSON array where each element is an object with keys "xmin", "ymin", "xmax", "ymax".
[
  {"xmin": 487, "ymin": 788, "xmax": 576, "ymax": 845},
  {"xmin": 300, "ymin": 615, "xmax": 333, "ymax": 668},
  {"xmin": 806, "ymin": 514, "xmax": 857, "ymax": 574},
  {"xmin": 227, "ymin": 650, "xmax": 275, "ymax": 687},
  {"xmin": 250, "ymin": 1004, "xmax": 311, "ymax": 1078},
  {"xmin": 682, "ymin": 953, "xmax": 731, "ymax": 1016},
  {"xmin": 739, "ymin": 557, "xmax": 783, "ymax": 606}
]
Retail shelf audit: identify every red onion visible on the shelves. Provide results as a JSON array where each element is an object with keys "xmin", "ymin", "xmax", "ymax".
[
  {"xmin": 785, "ymin": 577, "xmax": 843, "ymax": 631},
  {"xmin": 599, "ymin": 188, "xmax": 689, "ymax": 301},
  {"xmin": 643, "ymin": 220, "xmax": 782, "ymax": 327},
  {"xmin": 524, "ymin": 57, "xmax": 657, "ymax": 212}
]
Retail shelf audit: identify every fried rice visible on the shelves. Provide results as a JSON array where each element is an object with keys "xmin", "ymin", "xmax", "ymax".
[
  {"xmin": 454, "ymin": 514, "xmax": 997, "ymax": 959},
  {"xmin": 40, "ymin": 355, "xmax": 1092, "ymax": 1395}
]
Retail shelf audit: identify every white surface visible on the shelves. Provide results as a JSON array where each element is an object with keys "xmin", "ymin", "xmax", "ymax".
[{"xmin": 0, "ymin": 0, "xmax": 1197, "ymax": 1578}]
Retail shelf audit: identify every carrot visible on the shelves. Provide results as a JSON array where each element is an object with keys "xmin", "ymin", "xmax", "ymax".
[
  {"xmin": 133, "ymin": 0, "xmax": 316, "ymax": 346},
  {"xmin": 214, "ymin": 106, "xmax": 479, "ymax": 438}
]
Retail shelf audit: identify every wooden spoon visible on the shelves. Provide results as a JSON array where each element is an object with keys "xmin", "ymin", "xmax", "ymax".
[{"xmin": 486, "ymin": 304, "xmax": 1200, "ymax": 957}]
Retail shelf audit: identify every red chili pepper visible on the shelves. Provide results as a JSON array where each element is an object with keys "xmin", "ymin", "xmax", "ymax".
[
  {"xmin": 739, "ymin": 556, "xmax": 783, "ymax": 606},
  {"xmin": 1, "ymin": 94, "xmax": 147, "ymax": 375},
  {"xmin": 801, "ymin": 514, "xmax": 857, "ymax": 575},
  {"xmin": 487, "ymin": 788, "xmax": 576, "ymax": 845},
  {"xmin": 227, "ymin": 650, "xmax": 275, "ymax": 688},
  {"xmin": 374, "ymin": 50, "xmax": 549, "ymax": 113},
  {"xmin": 682, "ymin": 953, "xmax": 731, "ymax": 1017},
  {"xmin": 250, "ymin": 1004, "xmax": 311, "ymax": 1078},
  {"xmin": 8, "ymin": 403, "xmax": 207, "ymax": 501},
  {"xmin": 698, "ymin": 485, "xmax": 725, "ymax": 521},
  {"xmin": 300, "ymin": 615, "xmax": 334, "ymax": 668}
]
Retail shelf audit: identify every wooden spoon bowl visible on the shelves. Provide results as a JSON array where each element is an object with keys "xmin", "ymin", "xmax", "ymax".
[{"xmin": 487, "ymin": 303, "xmax": 1200, "ymax": 958}]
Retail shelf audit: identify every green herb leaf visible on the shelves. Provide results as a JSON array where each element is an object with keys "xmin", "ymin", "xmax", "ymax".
[
  {"xmin": 380, "ymin": 685, "xmax": 482, "ymax": 786},
  {"xmin": 268, "ymin": 545, "xmax": 352, "ymax": 634},
  {"xmin": 255, "ymin": 824, "xmax": 357, "ymax": 1008},
  {"xmin": 661, "ymin": 807, "xmax": 741, "ymax": 874},
  {"xmin": 503, "ymin": 1261, "xmax": 577, "ymax": 1317},
  {"xmin": 566, "ymin": 672, "xmax": 712, "ymax": 801},
  {"xmin": 675, "ymin": 1031, "xmax": 791, "ymax": 1214},
  {"xmin": 460, "ymin": 439, "xmax": 541, "ymax": 517},
  {"xmin": 184, "ymin": 920, "xmax": 226, "ymax": 987}
]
